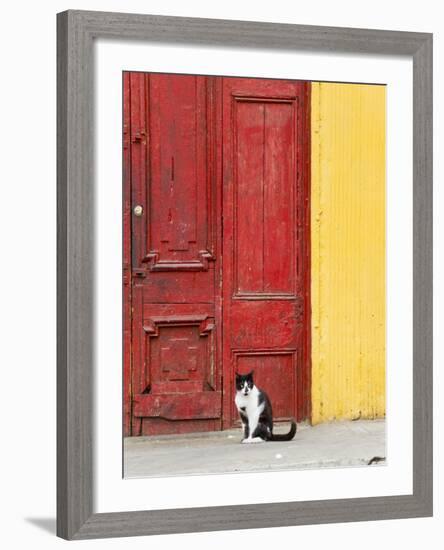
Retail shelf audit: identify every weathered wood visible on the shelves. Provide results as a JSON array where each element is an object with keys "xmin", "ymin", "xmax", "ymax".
[
  {"xmin": 126, "ymin": 73, "xmax": 221, "ymax": 436},
  {"xmin": 221, "ymin": 78, "xmax": 311, "ymax": 427},
  {"xmin": 126, "ymin": 74, "xmax": 311, "ymax": 435},
  {"xmin": 133, "ymin": 392, "xmax": 222, "ymax": 419}
]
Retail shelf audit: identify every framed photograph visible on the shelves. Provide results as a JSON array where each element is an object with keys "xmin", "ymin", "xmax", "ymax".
[{"xmin": 57, "ymin": 10, "xmax": 432, "ymax": 540}]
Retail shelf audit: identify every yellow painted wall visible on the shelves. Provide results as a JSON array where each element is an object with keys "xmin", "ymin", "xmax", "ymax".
[{"xmin": 311, "ymin": 82, "xmax": 386, "ymax": 424}]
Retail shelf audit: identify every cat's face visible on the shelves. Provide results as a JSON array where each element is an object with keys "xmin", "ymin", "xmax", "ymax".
[{"xmin": 235, "ymin": 371, "xmax": 254, "ymax": 396}]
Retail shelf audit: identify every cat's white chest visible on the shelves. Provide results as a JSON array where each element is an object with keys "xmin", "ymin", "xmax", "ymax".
[
  {"xmin": 235, "ymin": 389, "xmax": 258, "ymax": 414},
  {"xmin": 235, "ymin": 387, "xmax": 264, "ymax": 442}
]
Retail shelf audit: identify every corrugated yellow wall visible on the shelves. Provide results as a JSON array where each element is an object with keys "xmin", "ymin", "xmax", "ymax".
[{"xmin": 311, "ymin": 82, "xmax": 386, "ymax": 424}]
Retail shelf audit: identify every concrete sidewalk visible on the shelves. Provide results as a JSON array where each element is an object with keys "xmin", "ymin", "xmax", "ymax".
[{"xmin": 124, "ymin": 419, "xmax": 385, "ymax": 479}]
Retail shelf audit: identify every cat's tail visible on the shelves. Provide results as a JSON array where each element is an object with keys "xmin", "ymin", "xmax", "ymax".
[{"xmin": 270, "ymin": 420, "xmax": 297, "ymax": 441}]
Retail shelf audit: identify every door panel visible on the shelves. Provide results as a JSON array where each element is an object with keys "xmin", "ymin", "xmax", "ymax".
[
  {"xmin": 232, "ymin": 351, "xmax": 297, "ymax": 421},
  {"xmin": 222, "ymin": 78, "xmax": 310, "ymax": 428},
  {"xmin": 234, "ymin": 99, "xmax": 295, "ymax": 296},
  {"xmin": 143, "ymin": 74, "xmax": 214, "ymax": 271},
  {"xmin": 125, "ymin": 73, "xmax": 222, "ymax": 436}
]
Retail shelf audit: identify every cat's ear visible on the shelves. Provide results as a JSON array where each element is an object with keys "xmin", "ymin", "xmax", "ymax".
[{"xmin": 246, "ymin": 370, "xmax": 254, "ymax": 379}]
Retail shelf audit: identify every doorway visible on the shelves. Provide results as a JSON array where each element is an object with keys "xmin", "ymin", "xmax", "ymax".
[{"xmin": 123, "ymin": 72, "xmax": 310, "ymax": 436}]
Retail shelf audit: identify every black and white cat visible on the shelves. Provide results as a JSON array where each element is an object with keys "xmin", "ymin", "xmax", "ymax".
[{"xmin": 235, "ymin": 371, "xmax": 297, "ymax": 443}]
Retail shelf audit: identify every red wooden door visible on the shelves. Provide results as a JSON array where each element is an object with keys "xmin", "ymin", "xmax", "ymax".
[
  {"xmin": 124, "ymin": 73, "xmax": 310, "ymax": 436},
  {"xmin": 124, "ymin": 72, "xmax": 222, "ymax": 436},
  {"xmin": 221, "ymin": 78, "xmax": 310, "ymax": 428}
]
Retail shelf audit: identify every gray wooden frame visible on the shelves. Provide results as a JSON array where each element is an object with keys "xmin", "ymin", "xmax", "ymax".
[{"xmin": 57, "ymin": 9, "xmax": 433, "ymax": 540}]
